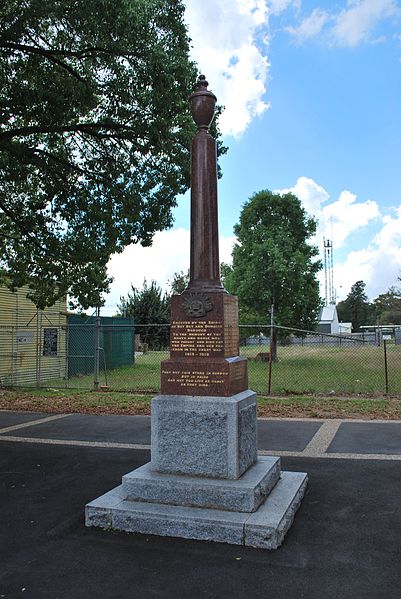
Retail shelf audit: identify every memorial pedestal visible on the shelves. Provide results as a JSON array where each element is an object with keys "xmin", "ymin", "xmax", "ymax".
[{"xmin": 86, "ymin": 390, "xmax": 308, "ymax": 549}]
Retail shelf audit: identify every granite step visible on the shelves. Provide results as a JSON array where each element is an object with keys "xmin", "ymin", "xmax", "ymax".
[
  {"xmin": 122, "ymin": 456, "xmax": 281, "ymax": 512},
  {"xmin": 85, "ymin": 470, "xmax": 307, "ymax": 549}
]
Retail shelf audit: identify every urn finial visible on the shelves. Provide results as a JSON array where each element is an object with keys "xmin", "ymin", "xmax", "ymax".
[{"xmin": 189, "ymin": 74, "xmax": 217, "ymax": 131}]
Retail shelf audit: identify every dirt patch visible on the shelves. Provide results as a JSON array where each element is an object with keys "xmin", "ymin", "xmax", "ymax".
[{"xmin": 1, "ymin": 388, "xmax": 401, "ymax": 420}]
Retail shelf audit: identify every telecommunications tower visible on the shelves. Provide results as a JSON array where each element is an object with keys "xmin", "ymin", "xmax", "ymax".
[{"xmin": 323, "ymin": 238, "xmax": 335, "ymax": 305}]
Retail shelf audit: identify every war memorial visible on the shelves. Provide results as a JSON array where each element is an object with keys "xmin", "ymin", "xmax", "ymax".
[{"xmin": 85, "ymin": 76, "xmax": 307, "ymax": 549}]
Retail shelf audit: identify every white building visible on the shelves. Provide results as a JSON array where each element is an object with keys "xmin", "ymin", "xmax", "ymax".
[{"xmin": 317, "ymin": 305, "xmax": 339, "ymax": 335}]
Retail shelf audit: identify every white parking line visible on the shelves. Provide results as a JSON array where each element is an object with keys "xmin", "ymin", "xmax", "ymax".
[
  {"xmin": 302, "ymin": 420, "xmax": 342, "ymax": 456},
  {"xmin": 0, "ymin": 435, "xmax": 149, "ymax": 450},
  {"xmin": 0, "ymin": 413, "xmax": 71, "ymax": 434},
  {"xmin": 2, "ymin": 414, "xmax": 401, "ymax": 460},
  {"xmin": 1, "ymin": 433, "xmax": 401, "ymax": 461},
  {"xmin": 259, "ymin": 449, "xmax": 401, "ymax": 461}
]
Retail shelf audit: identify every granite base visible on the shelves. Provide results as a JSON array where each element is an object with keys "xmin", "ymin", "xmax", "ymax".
[{"xmin": 86, "ymin": 471, "xmax": 308, "ymax": 549}]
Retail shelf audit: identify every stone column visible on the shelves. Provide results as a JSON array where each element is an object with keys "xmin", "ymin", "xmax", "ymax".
[{"xmin": 188, "ymin": 75, "xmax": 223, "ymax": 292}]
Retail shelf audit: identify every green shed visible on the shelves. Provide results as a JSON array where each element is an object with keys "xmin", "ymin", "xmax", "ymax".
[{"xmin": 67, "ymin": 314, "xmax": 134, "ymax": 378}]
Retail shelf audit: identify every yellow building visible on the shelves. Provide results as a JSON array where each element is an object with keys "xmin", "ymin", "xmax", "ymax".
[{"xmin": 0, "ymin": 285, "xmax": 67, "ymax": 386}]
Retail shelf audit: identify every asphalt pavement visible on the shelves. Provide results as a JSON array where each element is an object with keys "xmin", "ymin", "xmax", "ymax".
[{"xmin": 1, "ymin": 410, "xmax": 401, "ymax": 599}]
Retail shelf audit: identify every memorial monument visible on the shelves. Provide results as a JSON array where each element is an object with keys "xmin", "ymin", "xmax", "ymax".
[{"xmin": 86, "ymin": 76, "xmax": 307, "ymax": 549}]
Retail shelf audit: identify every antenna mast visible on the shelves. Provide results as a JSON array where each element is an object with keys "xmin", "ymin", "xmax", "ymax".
[{"xmin": 323, "ymin": 238, "xmax": 335, "ymax": 305}]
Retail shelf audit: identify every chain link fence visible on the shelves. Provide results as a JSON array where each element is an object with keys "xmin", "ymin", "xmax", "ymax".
[{"xmin": 1, "ymin": 321, "xmax": 400, "ymax": 396}]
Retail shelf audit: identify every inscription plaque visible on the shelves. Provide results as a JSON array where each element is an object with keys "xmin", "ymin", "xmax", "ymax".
[
  {"xmin": 162, "ymin": 291, "xmax": 247, "ymax": 396},
  {"xmin": 160, "ymin": 356, "xmax": 247, "ymax": 397},
  {"xmin": 170, "ymin": 320, "xmax": 224, "ymax": 357}
]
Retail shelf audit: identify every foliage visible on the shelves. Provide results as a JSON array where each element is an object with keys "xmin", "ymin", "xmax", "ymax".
[
  {"xmin": 0, "ymin": 0, "xmax": 226, "ymax": 309},
  {"xmin": 118, "ymin": 279, "xmax": 169, "ymax": 349},
  {"xmin": 337, "ymin": 281, "xmax": 376, "ymax": 331},
  {"xmin": 372, "ymin": 286, "xmax": 401, "ymax": 324},
  {"xmin": 224, "ymin": 189, "xmax": 322, "ymax": 358},
  {"xmin": 168, "ymin": 269, "xmax": 189, "ymax": 295}
]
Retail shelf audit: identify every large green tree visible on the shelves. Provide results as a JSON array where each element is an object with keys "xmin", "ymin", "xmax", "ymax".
[
  {"xmin": 224, "ymin": 190, "xmax": 322, "ymax": 359},
  {"xmin": 0, "ymin": 0, "xmax": 225, "ymax": 309},
  {"xmin": 118, "ymin": 279, "xmax": 169, "ymax": 349},
  {"xmin": 337, "ymin": 281, "xmax": 375, "ymax": 331},
  {"xmin": 372, "ymin": 286, "xmax": 401, "ymax": 324}
]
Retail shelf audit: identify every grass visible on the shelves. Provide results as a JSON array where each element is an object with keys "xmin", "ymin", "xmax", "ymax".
[
  {"xmin": 41, "ymin": 344, "xmax": 401, "ymax": 396},
  {"xmin": 3, "ymin": 343, "xmax": 401, "ymax": 420},
  {"xmin": 1, "ymin": 387, "xmax": 401, "ymax": 419},
  {"xmin": 245, "ymin": 344, "xmax": 401, "ymax": 395}
]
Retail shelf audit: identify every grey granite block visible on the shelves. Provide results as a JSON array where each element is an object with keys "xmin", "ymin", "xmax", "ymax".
[
  {"xmin": 151, "ymin": 390, "xmax": 257, "ymax": 479},
  {"xmin": 85, "ymin": 486, "xmax": 124, "ymax": 528},
  {"xmin": 85, "ymin": 469, "xmax": 307, "ymax": 549},
  {"xmin": 111, "ymin": 500, "xmax": 247, "ymax": 545},
  {"xmin": 244, "ymin": 471, "xmax": 308, "ymax": 549},
  {"xmin": 239, "ymin": 402, "xmax": 257, "ymax": 473},
  {"xmin": 122, "ymin": 456, "xmax": 281, "ymax": 512}
]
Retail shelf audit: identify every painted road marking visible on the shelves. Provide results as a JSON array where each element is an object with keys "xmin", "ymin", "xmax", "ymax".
[{"xmin": 0, "ymin": 413, "xmax": 71, "ymax": 434}]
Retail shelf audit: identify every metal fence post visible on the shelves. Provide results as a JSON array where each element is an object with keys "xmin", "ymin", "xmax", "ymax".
[
  {"xmin": 384, "ymin": 339, "xmax": 389, "ymax": 394},
  {"xmin": 268, "ymin": 304, "xmax": 274, "ymax": 394},
  {"xmin": 94, "ymin": 307, "xmax": 101, "ymax": 390}
]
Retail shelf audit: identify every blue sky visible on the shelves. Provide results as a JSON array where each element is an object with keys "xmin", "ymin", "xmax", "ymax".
[{"xmin": 104, "ymin": 0, "xmax": 401, "ymax": 312}]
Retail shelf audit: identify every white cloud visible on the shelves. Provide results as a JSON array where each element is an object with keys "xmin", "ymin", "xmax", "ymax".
[
  {"xmin": 285, "ymin": 9, "xmax": 330, "ymax": 41},
  {"xmin": 274, "ymin": 177, "xmax": 401, "ymax": 302},
  {"xmin": 276, "ymin": 176, "xmax": 329, "ymax": 215},
  {"xmin": 103, "ymin": 228, "xmax": 235, "ymax": 312},
  {"xmin": 322, "ymin": 190, "xmax": 380, "ymax": 248},
  {"xmin": 185, "ymin": 0, "xmax": 270, "ymax": 136},
  {"xmin": 332, "ymin": 0, "xmax": 400, "ymax": 47},
  {"xmin": 268, "ymin": 0, "xmax": 301, "ymax": 15},
  {"xmin": 288, "ymin": 179, "xmax": 401, "ymax": 300},
  {"xmin": 285, "ymin": 0, "xmax": 401, "ymax": 46},
  {"xmin": 334, "ymin": 207, "xmax": 401, "ymax": 300},
  {"xmin": 277, "ymin": 176, "xmax": 380, "ymax": 250}
]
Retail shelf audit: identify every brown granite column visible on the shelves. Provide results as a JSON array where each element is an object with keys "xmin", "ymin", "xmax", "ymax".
[
  {"xmin": 160, "ymin": 75, "xmax": 248, "ymax": 397},
  {"xmin": 188, "ymin": 75, "xmax": 223, "ymax": 292}
]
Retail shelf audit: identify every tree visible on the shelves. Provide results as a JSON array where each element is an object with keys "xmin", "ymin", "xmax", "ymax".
[
  {"xmin": 168, "ymin": 270, "xmax": 189, "ymax": 295},
  {"xmin": 224, "ymin": 190, "xmax": 322, "ymax": 359},
  {"xmin": 373, "ymin": 286, "xmax": 401, "ymax": 324},
  {"xmin": 118, "ymin": 280, "xmax": 169, "ymax": 349},
  {"xmin": 0, "ymin": 0, "xmax": 226, "ymax": 309},
  {"xmin": 337, "ymin": 281, "xmax": 375, "ymax": 331}
]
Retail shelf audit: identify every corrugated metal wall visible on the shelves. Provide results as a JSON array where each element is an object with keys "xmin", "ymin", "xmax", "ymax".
[{"xmin": 0, "ymin": 286, "xmax": 67, "ymax": 386}]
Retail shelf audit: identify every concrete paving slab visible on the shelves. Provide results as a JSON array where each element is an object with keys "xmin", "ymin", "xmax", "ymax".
[
  {"xmin": 327, "ymin": 422, "xmax": 401, "ymax": 455},
  {"xmin": 5, "ymin": 413, "xmax": 151, "ymax": 444},
  {"xmin": 0, "ymin": 410, "xmax": 51, "ymax": 428},
  {"xmin": 1, "ymin": 442, "xmax": 401, "ymax": 598},
  {"xmin": 257, "ymin": 420, "xmax": 323, "ymax": 451}
]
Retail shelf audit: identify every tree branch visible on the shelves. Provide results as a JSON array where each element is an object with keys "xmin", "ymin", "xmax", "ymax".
[
  {"xmin": 1, "ymin": 41, "xmax": 88, "ymax": 85},
  {"xmin": 1, "ymin": 41, "xmax": 135, "ymax": 60},
  {"xmin": 0, "ymin": 122, "xmax": 135, "ymax": 140}
]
